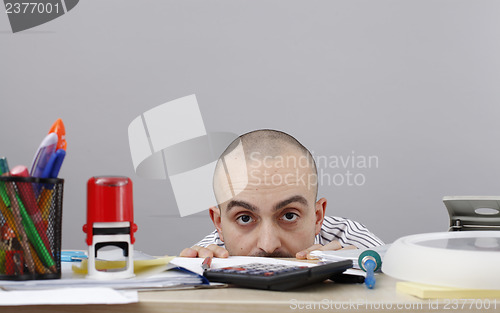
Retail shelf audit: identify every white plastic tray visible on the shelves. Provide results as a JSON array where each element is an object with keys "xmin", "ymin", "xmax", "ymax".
[{"xmin": 382, "ymin": 231, "xmax": 500, "ymax": 289}]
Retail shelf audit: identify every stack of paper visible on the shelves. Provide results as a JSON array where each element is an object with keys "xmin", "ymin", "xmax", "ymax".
[
  {"xmin": 0, "ymin": 250, "xmax": 212, "ymax": 305},
  {"xmin": 0, "ymin": 263, "xmax": 208, "ymax": 291},
  {"xmin": 0, "ymin": 250, "xmax": 209, "ymax": 291}
]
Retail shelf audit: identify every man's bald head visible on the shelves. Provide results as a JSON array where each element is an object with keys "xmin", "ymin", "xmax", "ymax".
[{"xmin": 213, "ymin": 129, "xmax": 318, "ymax": 206}]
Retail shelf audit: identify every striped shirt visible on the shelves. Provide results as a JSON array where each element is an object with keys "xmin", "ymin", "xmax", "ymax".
[{"xmin": 195, "ymin": 216, "xmax": 384, "ymax": 249}]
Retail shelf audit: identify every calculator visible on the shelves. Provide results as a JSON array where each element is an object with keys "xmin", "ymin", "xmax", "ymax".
[{"xmin": 203, "ymin": 260, "xmax": 353, "ymax": 291}]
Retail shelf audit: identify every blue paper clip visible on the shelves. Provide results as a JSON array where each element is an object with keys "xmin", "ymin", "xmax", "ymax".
[{"xmin": 61, "ymin": 251, "xmax": 88, "ymax": 262}]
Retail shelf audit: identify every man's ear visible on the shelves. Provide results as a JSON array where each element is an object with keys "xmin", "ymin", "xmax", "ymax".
[
  {"xmin": 314, "ymin": 198, "xmax": 327, "ymax": 236},
  {"xmin": 209, "ymin": 206, "xmax": 224, "ymax": 242}
]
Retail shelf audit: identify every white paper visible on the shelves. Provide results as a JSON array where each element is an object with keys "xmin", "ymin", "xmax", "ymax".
[
  {"xmin": 0, "ymin": 252, "xmax": 207, "ymax": 292},
  {"xmin": 1, "ymin": 264, "xmax": 205, "ymax": 291},
  {"xmin": 309, "ymin": 244, "xmax": 390, "ymax": 269},
  {"xmin": 0, "ymin": 287, "xmax": 137, "ymax": 306},
  {"xmin": 170, "ymin": 256, "xmax": 317, "ymax": 276}
]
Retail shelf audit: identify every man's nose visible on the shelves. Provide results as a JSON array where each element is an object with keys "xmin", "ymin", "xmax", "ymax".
[{"xmin": 257, "ymin": 222, "xmax": 281, "ymax": 254}]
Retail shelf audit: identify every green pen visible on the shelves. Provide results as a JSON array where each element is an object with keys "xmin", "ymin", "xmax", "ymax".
[
  {"xmin": 5, "ymin": 183, "xmax": 56, "ymax": 272},
  {"xmin": 3, "ymin": 178, "xmax": 37, "ymax": 274},
  {"xmin": 1, "ymin": 158, "xmax": 56, "ymax": 272},
  {"xmin": 0, "ymin": 157, "xmax": 9, "ymax": 174},
  {"xmin": 0, "ymin": 157, "xmax": 11, "ymax": 207},
  {"xmin": 16, "ymin": 193, "xmax": 56, "ymax": 271}
]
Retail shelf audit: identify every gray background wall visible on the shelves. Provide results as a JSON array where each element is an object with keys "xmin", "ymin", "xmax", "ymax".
[{"xmin": 1, "ymin": 0, "xmax": 500, "ymax": 255}]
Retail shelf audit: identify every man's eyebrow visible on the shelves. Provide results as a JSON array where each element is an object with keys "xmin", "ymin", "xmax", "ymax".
[
  {"xmin": 226, "ymin": 200, "xmax": 258, "ymax": 213},
  {"xmin": 273, "ymin": 195, "xmax": 308, "ymax": 211}
]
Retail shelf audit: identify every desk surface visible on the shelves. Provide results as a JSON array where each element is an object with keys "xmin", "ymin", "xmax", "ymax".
[{"xmin": 4, "ymin": 266, "xmax": 500, "ymax": 313}]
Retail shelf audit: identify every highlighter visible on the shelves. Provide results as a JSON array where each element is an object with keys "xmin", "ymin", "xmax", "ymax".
[
  {"xmin": 48, "ymin": 118, "xmax": 67, "ymax": 151},
  {"xmin": 30, "ymin": 132, "xmax": 58, "ymax": 178}
]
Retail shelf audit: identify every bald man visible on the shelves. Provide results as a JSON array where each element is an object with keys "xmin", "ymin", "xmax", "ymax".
[{"xmin": 180, "ymin": 129, "xmax": 383, "ymax": 259}]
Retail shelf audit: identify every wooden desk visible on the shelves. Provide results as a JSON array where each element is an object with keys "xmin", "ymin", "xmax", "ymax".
[{"xmin": 4, "ymin": 273, "xmax": 499, "ymax": 313}]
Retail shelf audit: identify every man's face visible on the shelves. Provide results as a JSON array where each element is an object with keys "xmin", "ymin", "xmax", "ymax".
[{"xmin": 211, "ymin": 150, "xmax": 324, "ymax": 257}]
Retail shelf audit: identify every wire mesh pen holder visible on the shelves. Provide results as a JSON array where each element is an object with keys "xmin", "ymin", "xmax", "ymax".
[{"xmin": 0, "ymin": 176, "xmax": 64, "ymax": 280}]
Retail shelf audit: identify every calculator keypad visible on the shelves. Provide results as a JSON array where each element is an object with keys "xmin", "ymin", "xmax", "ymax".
[{"xmin": 209, "ymin": 263, "xmax": 308, "ymax": 276}]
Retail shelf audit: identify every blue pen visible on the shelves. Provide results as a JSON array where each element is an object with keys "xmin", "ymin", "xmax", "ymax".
[
  {"xmin": 41, "ymin": 149, "xmax": 66, "ymax": 179},
  {"xmin": 50, "ymin": 149, "xmax": 65, "ymax": 178},
  {"xmin": 37, "ymin": 149, "xmax": 65, "ymax": 195}
]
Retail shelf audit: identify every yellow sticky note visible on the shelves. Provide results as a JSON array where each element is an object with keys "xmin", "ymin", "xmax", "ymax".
[
  {"xmin": 72, "ymin": 256, "xmax": 175, "ymax": 276},
  {"xmin": 397, "ymin": 281, "xmax": 500, "ymax": 299}
]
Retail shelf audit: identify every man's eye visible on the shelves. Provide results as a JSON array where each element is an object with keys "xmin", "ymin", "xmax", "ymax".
[
  {"xmin": 282, "ymin": 212, "xmax": 298, "ymax": 222},
  {"xmin": 236, "ymin": 215, "xmax": 254, "ymax": 225}
]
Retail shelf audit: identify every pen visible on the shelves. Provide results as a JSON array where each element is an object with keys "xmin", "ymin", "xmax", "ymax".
[
  {"xmin": 0, "ymin": 157, "xmax": 9, "ymax": 176},
  {"xmin": 0, "ymin": 242, "xmax": 6, "ymax": 274},
  {"xmin": 202, "ymin": 256, "xmax": 212, "ymax": 271},
  {"xmin": 0, "ymin": 189, "xmax": 18, "ymax": 241},
  {"xmin": 14, "ymin": 190, "xmax": 56, "ymax": 273},
  {"xmin": 3, "ymin": 178, "xmax": 36, "ymax": 274},
  {"xmin": 38, "ymin": 149, "xmax": 65, "ymax": 219},
  {"xmin": 11, "ymin": 165, "xmax": 55, "ymax": 266},
  {"xmin": 30, "ymin": 132, "xmax": 58, "ymax": 178},
  {"xmin": 0, "ymin": 199, "xmax": 45, "ymax": 275},
  {"xmin": 29, "ymin": 243, "xmax": 49, "ymax": 274},
  {"xmin": 1, "ymin": 161, "xmax": 55, "ymax": 274},
  {"xmin": 11, "ymin": 165, "xmax": 49, "ymax": 234},
  {"xmin": 3, "ymin": 175, "xmax": 56, "ymax": 273},
  {"xmin": 31, "ymin": 119, "xmax": 66, "ymax": 178},
  {"xmin": 38, "ymin": 188, "xmax": 52, "ymax": 222},
  {"xmin": 40, "ymin": 149, "xmax": 65, "ymax": 179},
  {"xmin": 48, "ymin": 118, "xmax": 67, "ymax": 151},
  {"xmin": 0, "ymin": 157, "xmax": 11, "ymax": 206},
  {"xmin": 0, "ymin": 226, "xmax": 13, "ymax": 275}
]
